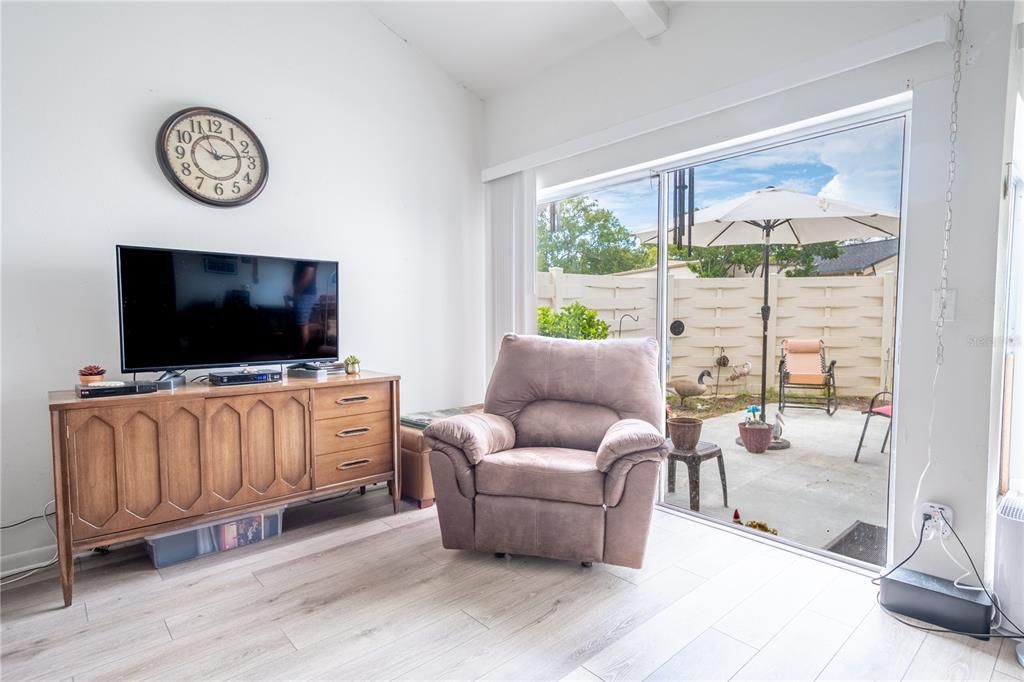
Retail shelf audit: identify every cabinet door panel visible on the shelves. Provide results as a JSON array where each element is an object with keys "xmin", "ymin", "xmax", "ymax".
[
  {"xmin": 162, "ymin": 402, "xmax": 205, "ymax": 511},
  {"xmin": 122, "ymin": 411, "xmax": 161, "ymax": 518},
  {"xmin": 68, "ymin": 411, "xmax": 119, "ymax": 531},
  {"xmin": 247, "ymin": 399, "xmax": 277, "ymax": 494},
  {"xmin": 205, "ymin": 390, "xmax": 311, "ymax": 510},
  {"xmin": 207, "ymin": 400, "xmax": 244, "ymax": 507},
  {"xmin": 67, "ymin": 401, "xmax": 208, "ymax": 541},
  {"xmin": 278, "ymin": 394, "xmax": 309, "ymax": 486}
]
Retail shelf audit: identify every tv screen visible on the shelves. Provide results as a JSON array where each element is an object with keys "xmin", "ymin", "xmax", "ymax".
[{"xmin": 117, "ymin": 245, "xmax": 339, "ymax": 372}]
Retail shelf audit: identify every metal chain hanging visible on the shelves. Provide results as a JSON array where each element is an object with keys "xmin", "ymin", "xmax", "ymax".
[{"xmin": 936, "ymin": 0, "xmax": 966, "ymax": 366}]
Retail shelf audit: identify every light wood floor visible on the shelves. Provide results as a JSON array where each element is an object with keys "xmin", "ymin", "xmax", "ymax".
[{"xmin": 2, "ymin": 487, "xmax": 1022, "ymax": 681}]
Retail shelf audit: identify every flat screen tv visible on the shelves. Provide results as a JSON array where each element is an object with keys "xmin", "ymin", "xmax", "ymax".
[{"xmin": 117, "ymin": 245, "xmax": 339, "ymax": 372}]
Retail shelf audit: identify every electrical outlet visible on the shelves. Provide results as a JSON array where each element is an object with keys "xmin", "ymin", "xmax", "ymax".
[{"xmin": 919, "ymin": 502, "xmax": 954, "ymax": 538}]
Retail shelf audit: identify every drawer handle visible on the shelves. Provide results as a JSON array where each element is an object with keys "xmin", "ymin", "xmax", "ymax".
[
  {"xmin": 335, "ymin": 395, "xmax": 371, "ymax": 405},
  {"xmin": 336, "ymin": 426, "xmax": 371, "ymax": 438},
  {"xmin": 337, "ymin": 458, "xmax": 371, "ymax": 470}
]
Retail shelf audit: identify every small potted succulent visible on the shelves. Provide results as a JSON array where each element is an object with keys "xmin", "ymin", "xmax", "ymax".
[
  {"xmin": 78, "ymin": 364, "xmax": 107, "ymax": 385},
  {"xmin": 343, "ymin": 355, "xmax": 360, "ymax": 375}
]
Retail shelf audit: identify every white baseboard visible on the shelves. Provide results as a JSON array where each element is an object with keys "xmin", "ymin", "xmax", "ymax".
[{"xmin": 1, "ymin": 544, "xmax": 58, "ymax": 579}]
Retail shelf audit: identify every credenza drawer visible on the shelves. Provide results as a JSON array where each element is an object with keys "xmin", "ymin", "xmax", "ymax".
[
  {"xmin": 314, "ymin": 411, "xmax": 392, "ymax": 455},
  {"xmin": 315, "ymin": 443, "xmax": 393, "ymax": 489},
  {"xmin": 313, "ymin": 383, "xmax": 390, "ymax": 420}
]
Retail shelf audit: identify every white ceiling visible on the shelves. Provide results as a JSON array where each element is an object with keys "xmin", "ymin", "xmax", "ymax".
[{"xmin": 363, "ymin": 1, "xmax": 636, "ymax": 99}]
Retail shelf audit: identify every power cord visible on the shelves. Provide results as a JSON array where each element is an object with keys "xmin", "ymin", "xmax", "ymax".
[
  {"xmin": 1, "ymin": 510, "xmax": 56, "ymax": 530},
  {"xmin": 872, "ymin": 516, "xmax": 928, "ymax": 586},
  {"xmin": 938, "ymin": 510, "xmax": 1024, "ymax": 637},
  {"xmin": 1, "ymin": 500, "xmax": 59, "ymax": 587},
  {"xmin": 875, "ymin": 510, "xmax": 1024, "ymax": 640}
]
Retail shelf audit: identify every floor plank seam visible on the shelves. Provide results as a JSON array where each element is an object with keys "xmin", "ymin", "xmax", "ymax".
[
  {"xmin": 812, "ymin": 615, "xmax": 862, "ymax": 680},
  {"xmin": 281, "ymin": 626, "xmax": 300, "ymax": 652},
  {"xmin": 460, "ymin": 608, "xmax": 490, "ymax": 630},
  {"xmin": 896, "ymin": 631, "xmax": 928, "ymax": 681},
  {"xmin": 581, "ymin": 662, "xmax": 606, "ymax": 682}
]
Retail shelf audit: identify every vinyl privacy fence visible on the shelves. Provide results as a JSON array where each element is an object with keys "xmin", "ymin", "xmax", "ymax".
[{"xmin": 536, "ymin": 268, "xmax": 897, "ymax": 397}]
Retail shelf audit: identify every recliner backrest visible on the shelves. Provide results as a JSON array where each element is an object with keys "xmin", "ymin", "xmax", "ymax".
[{"xmin": 484, "ymin": 334, "xmax": 662, "ymax": 451}]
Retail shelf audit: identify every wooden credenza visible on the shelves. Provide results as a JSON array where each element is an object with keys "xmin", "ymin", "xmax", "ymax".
[{"xmin": 47, "ymin": 370, "xmax": 400, "ymax": 606}]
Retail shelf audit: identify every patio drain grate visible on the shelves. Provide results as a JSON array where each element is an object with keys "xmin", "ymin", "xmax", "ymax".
[{"xmin": 824, "ymin": 520, "xmax": 886, "ymax": 565}]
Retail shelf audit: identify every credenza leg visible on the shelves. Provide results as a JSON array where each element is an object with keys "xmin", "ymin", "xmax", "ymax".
[
  {"xmin": 60, "ymin": 554, "xmax": 73, "ymax": 607},
  {"xmin": 50, "ymin": 411, "xmax": 74, "ymax": 607}
]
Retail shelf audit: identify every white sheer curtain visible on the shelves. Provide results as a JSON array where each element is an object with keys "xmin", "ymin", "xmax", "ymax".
[{"xmin": 485, "ymin": 170, "xmax": 536, "ymax": 370}]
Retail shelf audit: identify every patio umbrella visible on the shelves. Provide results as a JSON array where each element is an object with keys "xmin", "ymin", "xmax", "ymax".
[{"xmin": 641, "ymin": 186, "xmax": 900, "ymax": 421}]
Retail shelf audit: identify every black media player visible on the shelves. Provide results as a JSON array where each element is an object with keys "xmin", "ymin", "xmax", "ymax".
[
  {"xmin": 209, "ymin": 370, "xmax": 283, "ymax": 386},
  {"xmin": 75, "ymin": 381, "xmax": 159, "ymax": 399}
]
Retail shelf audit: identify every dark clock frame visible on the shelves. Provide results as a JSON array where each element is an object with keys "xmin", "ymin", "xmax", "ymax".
[{"xmin": 155, "ymin": 106, "xmax": 269, "ymax": 208}]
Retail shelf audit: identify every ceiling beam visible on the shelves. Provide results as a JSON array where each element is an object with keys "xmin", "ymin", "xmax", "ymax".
[{"xmin": 613, "ymin": 1, "xmax": 669, "ymax": 40}]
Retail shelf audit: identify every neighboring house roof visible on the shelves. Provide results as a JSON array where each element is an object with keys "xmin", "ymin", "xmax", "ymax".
[{"xmin": 814, "ymin": 238, "xmax": 899, "ymax": 275}]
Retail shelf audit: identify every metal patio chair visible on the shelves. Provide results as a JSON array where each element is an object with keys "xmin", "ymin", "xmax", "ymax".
[
  {"xmin": 778, "ymin": 338, "xmax": 837, "ymax": 415},
  {"xmin": 855, "ymin": 390, "xmax": 892, "ymax": 462}
]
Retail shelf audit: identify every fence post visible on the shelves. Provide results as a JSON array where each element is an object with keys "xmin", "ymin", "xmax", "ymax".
[
  {"xmin": 549, "ymin": 266, "xmax": 564, "ymax": 311},
  {"xmin": 767, "ymin": 272, "xmax": 780, "ymax": 391},
  {"xmin": 880, "ymin": 270, "xmax": 896, "ymax": 391}
]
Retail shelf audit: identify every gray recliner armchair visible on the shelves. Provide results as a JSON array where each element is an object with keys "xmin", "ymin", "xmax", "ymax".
[{"xmin": 424, "ymin": 334, "xmax": 669, "ymax": 568}]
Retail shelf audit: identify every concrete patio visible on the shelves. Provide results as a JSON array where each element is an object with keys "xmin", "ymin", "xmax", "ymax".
[{"xmin": 663, "ymin": 407, "xmax": 891, "ymax": 563}]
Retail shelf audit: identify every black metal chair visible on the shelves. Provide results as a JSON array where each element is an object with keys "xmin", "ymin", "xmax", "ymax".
[{"xmin": 855, "ymin": 390, "xmax": 892, "ymax": 462}]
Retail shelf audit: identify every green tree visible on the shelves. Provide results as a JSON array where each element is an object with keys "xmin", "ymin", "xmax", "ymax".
[
  {"xmin": 688, "ymin": 242, "xmax": 841, "ymax": 278},
  {"xmin": 775, "ymin": 242, "xmax": 841, "ymax": 277},
  {"xmin": 537, "ymin": 302, "xmax": 610, "ymax": 340},
  {"xmin": 537, "ymin": 197, "xmax": 654, "ymax": 275}
]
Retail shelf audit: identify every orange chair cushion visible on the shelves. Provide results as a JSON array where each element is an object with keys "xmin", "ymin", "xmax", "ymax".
[
  {"xmin": 786, "ymin": 373, "xmax": 828, "ymax": 385},
  {"xmin": 784, "ymin": 338, "xmax": 823, "ymax": 353}
]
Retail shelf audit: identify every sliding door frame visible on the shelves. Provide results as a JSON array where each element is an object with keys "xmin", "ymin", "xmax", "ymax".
[{"xmin": 640, "ymin": 102, "xmax": 912, "ymax": 571}]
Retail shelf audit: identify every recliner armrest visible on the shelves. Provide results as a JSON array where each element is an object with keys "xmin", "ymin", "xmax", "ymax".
[
  {"xmin": 595, "ymin": 418, "xmax": 669, "ymax": 472},
  {"xmin": 424, "ymin": 413, "xmax": 516, "ymax": 465}
]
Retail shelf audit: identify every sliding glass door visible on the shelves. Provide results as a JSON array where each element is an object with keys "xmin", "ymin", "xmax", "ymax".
[
  {"xmin": 657, "ymin": 117, "xmax": 907, "ymax": 566},
  {"xmin": 534, "ymin": 112, "xmax": 907, "ymax": 566}
]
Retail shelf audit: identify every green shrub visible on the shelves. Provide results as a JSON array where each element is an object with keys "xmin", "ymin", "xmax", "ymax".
[{"xmin": 537, "ymin": 302, "xmax": 610, "ymax": 340}]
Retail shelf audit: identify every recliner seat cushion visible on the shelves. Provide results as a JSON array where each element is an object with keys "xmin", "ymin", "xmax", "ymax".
[{"xmin": 476, "ymin": 447, "xmax": 605, "ymax": 506}]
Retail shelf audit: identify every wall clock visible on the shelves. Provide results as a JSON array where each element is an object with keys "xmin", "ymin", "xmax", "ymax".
[{"xmin": 156, "ymin": 107, "xmax": 268, "ymax": 207}]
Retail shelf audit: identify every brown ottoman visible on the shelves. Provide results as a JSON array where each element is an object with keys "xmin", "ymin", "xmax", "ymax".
[
  {"xmin": 400, "ymin": 404, "xmax": 482, "ymax": 509},
  {"xmin": 400, "ymin": 426, "xmax": 435, "ymax": 509}
]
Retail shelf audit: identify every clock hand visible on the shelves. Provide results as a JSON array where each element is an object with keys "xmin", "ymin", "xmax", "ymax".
[
  {"xmin": 206, "ymin": 140, "xmax": 223, "ymax": 161},
  {"xmin": 199, "ymin": 140, "xmax": 218, "ymax": 159}
]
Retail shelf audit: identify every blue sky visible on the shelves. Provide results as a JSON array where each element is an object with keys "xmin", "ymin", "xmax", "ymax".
[{"xmin": 586, "ymin": 117, "xmax": 905, "ymax": 236}]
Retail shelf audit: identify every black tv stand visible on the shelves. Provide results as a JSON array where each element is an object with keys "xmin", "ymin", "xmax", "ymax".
[{"xmin": 155, "ymin": 369, "xmax": 186, "ymax": 391}]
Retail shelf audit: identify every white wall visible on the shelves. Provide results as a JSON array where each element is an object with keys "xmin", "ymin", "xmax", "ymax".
[
  {"xmin": 483, "ymin": 0, "xmax": 1018, "ymax": 581},
  {"xmin": 1, "ymin": 2, "xmax": 486, "ymax": 572},
  {"xmin": 483, "ymin": 1, "xmax": 945, "ymax": 169}
]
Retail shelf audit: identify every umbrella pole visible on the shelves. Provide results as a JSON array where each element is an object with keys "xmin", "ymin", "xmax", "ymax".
[{"xmin": 760, "ymin": 229, "xmax": 771, "ymax": 422}]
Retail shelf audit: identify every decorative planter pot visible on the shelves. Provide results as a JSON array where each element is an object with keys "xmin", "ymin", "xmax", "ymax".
[
  {"xmin": 738, "ymin": 421, "xmax": 773, "ymax": 453},
  {"xmin": 345, "ymin": 363, "xmax": 360, "ymax": 375},
  {"xmin": 79, "ymin": 374, "xmax": 105, "ymax": 385},
  {"xmin": 667, "ymin": 417, "xmax": 703, "ymax": 451}
]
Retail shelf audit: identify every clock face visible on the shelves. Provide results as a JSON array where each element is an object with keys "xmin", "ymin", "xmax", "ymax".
[{"xmin": 156, "ymin": 108, "xmax": 268, "ymax": 207}]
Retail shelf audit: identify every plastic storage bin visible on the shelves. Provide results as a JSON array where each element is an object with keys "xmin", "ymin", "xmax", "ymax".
[{"xmin": 146, "ymin": 507, "xmax": 284, "ymax": 568}]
